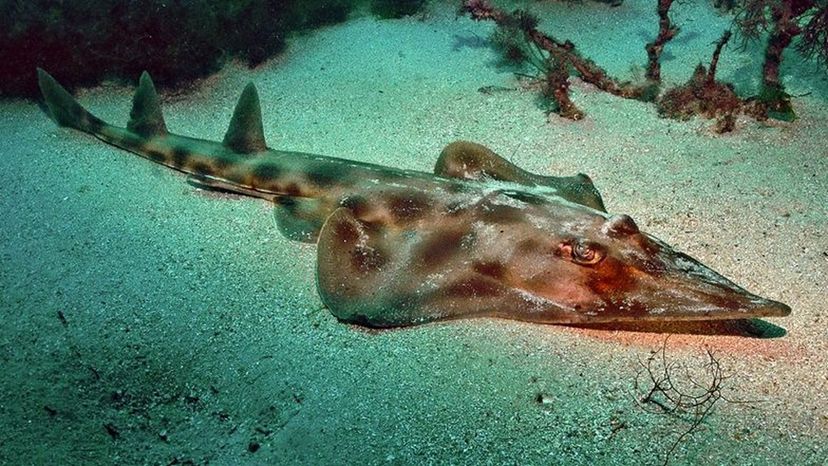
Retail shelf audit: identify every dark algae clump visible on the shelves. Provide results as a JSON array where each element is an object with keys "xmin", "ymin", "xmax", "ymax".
[
  {"xmin": 0, "ymin": 0, "xmax": 358, "ymax": 98},
  {"xmin": 370, "ymin": 0, "xmax": 427, "ymax": 19}
]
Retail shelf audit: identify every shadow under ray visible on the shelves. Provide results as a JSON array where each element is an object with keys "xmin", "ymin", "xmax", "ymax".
[{"xmin": 568, "ymin": 318, "xmax": 787, "ymax": 338}]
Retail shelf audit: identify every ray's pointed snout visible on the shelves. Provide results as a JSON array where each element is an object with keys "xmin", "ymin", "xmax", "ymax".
[
  {"xmin": 748, "ymin": 298, "xmax": 791, "ymax": 318},
  {"xmin": 643, "ymin": 242, "xmax": 793, "ymax": 321}
]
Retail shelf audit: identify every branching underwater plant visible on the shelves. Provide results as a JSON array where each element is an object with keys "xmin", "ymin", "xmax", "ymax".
[
  {"xmin": 657, "ymin": 30, "xmax": 747, "ymax": 133},
  {"xmin": 462, "ymin": 0, "xmax": 827, "ymax": 130},
  {"xmin": 461, "ymin": 0, "xmax": 657, "ymax": 119},
  {"xmin": 633, "ymin": 338, "xmax": 757, "ymax": 466},
  {"xmin": 646, "ymin": 0, "xmax": 681, "ymax": 82},
  {"xmin": 733, "ymin": 0, "xmax": 828, "ymax": 121}
]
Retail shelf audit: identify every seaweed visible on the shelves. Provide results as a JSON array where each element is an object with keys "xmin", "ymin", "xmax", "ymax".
[
  {"xmin": 544, "ymin": 52, "xmax": 585, "ymax": 120},
  {"xmin": 461, "ymin": 0, "xmax": 655, "ymax": 120},
  {"xmin": 0, "ymin": 0, "xmax": 359, "ymax": 99},
  {"xmin": 646, "ymin": 0, "xmax": 680, "ymax": 82},
  {"xmin": 463, "ymin": 0, "xmax": 825, "ymax": 130},
  {"xmin": 634, "ymin": 339, "xmax": 729, "ymax": 466},
  {"xmin": 733, "ymin": 0, "xmax": 828, "ymax": 121},
  {"xmin": 657, "ymin": 30, "xmax": 745, "ymax": 133},
  {"xmin": 370, "ymin": 0, "xmax": 427, "ymax": 19}
]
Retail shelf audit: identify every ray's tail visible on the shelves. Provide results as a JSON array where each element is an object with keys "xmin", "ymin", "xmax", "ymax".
[
  {"xmin": 37, "ymin": 68, "xmax": 267, "ymax": 154},
  {"xmin": 37, "ymin": 69, "xmax": 109, "ymax": 133},
  {"xmin": 37, "ymin": 69, "xmax": 294, "ymax": 202},
  {"xmin": 37, "ymin": 68, "xmax": 171, "ymax": 151}
]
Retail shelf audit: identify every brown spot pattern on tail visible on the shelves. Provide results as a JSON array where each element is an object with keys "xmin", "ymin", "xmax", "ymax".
[{"xmin": 473, "ymin": 261, "xmax": 506, "ymax": 279}]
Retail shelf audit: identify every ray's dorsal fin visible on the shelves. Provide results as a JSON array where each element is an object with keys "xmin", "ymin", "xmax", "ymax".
[
  {"xmin": 127, "ymin": 71, "xmax": 167, "ymax": 137},
  {"xmin": 223, "ymin": 82, "xmax": 267, "ymax": 154}
]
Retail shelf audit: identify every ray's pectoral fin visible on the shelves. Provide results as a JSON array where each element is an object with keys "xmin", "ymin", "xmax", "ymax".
[
  {"xmin": 316, "ymin": 207, "xmax": 530, "ymax": 327},
  {"xmin": 435, "ymin": 140, "xmax": 607, "ymax": 212},
  {"xmin": 316, "ymin": 208, "xmax": 410, "ymax": 326},
  {"xmin": 315, "ymin": 207, "xmax": 461, "ymax": 327}
]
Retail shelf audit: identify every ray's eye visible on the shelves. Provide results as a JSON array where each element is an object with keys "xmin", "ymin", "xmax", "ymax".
[{"xmin": 559, "ymin": 239, "xmax": 606, "ymax": 266}]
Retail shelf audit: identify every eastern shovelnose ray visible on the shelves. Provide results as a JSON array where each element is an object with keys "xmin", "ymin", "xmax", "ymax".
[{"xmin": 37, "ymin": 69, "xmax": 791, "ymax": 327}]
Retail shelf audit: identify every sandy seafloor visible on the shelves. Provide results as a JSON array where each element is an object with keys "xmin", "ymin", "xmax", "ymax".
[{"xmin": 1, "ymin": 1, "xmax": 826, "ymax": 464}]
